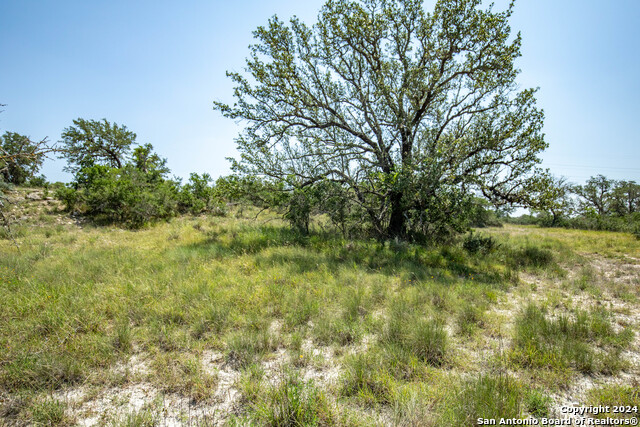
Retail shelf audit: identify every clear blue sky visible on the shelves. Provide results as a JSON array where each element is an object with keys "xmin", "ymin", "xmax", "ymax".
[{"xmin": 1, "ymin": 0, "xmax": 639, "ymax": 186}]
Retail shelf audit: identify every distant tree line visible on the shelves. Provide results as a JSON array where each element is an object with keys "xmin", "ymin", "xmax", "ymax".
[
  {"xmin": 4, "ymin": 113, "xmax": 637, "ymax": 240},
  {"xmin": 0, "ymin": 114, "xmax": 517, "ymax": 235},
  {"xmin": 511, "ymin": 175, "xmax": 640, "ymax": 237}
]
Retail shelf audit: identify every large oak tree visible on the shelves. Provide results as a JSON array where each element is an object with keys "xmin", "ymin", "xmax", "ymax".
[{"xmin": 215, "ymin": 0, "xmax": 548, "ymax": 238}]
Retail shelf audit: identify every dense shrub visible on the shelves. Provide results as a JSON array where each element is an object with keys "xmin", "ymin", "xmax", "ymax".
[
  {"xmin": 178, "ymin": 173, "xmax": 225, "ymax": 215},
  {"xmin": 25, "ymin": 174, "xmax": 48, "ymax": 187},
  {"xmin": 55, "ymin": 118, "xmax": 233, "ymax": 227},
  {"xmin": 463, "ymin": 232, "xmax": 499, "ymax": 254},
  {"xmin": 57, "ymin": 165, "xmax": 180, "ymax": 228}
]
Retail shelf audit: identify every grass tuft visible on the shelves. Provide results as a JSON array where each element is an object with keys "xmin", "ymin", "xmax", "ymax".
[
  {"xmin": 226, "ymin": 329, "xmax": 277, "ymax": 368},
  {"xmin": 253, "ymin": 370, "xmax": 336, "ymax": 426},
  {"xmin": 437, "ymin": 374, "xmax": 524, "ymax": 426},
  {"xmin": 29, "ymin": 398, "xmax": 70, "ymax": 426}
]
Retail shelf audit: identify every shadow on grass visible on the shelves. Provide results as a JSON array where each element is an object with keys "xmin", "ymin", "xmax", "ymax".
[{"xmin": 177, "ymin": 224, "xmax": 511, "ymax": 286}]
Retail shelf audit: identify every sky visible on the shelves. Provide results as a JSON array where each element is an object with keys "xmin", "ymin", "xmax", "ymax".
[{"xmin": 1, "ymin": 0, "xmax": 639, "ymax": 186}]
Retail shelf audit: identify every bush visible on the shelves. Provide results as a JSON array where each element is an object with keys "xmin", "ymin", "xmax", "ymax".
[
  {"xmin": 178, "ymin": 172, "xmax": 226, "ymax": 215},
  {"xmin": 462, "ymin": 232, "xmax": 498, "ymax": 254},
  {"xmin": 26, "ymin": 174, "xmax": 48, "ymax": 187},
  {"xmin": 55, "ymin": 186, "xmax": 79, "ymax": 211},
  {"xmin": 57, "ymin": 165, "xmax": 180, "ymax": 228},
  {"xmin": 468, "ymin": 198, "xmax": 503, "ymax": 228},
  {"xmin": 284, "ymin": 188, "xmax": 313, "ymax": 234}
]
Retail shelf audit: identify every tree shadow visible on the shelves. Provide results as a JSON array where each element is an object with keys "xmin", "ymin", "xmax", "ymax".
[{"xmin": 179, "ymin": 224, "xmax": 509, "ymax": 287}]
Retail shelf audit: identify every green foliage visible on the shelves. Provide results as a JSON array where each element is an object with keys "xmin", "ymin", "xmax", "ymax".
[
  {"xmin": 0, "ymin": 132, "xmax": 45, "ymax": 185},
  {"xmin": 468, "ymin": 198, "xmax": 504, "ymax": 228},
  {"xmin": 214, "ymin": 174, "xmax": 282, "ymax": 206},
  {"xmin": 533, "ymin": 175, "xmax": 574, "ymax": 227},
  {"xmin": 463, "ymin": 232, "xmax": 499, "ymax": 255},
  {"xmin": 59, "ymin": 164, "xmax": 180, "ymax": 228},
  {"xmin": 132, "ymin": 143, "xmax": 170, "ymax": 179},
  {"xmin": 178, "ymin": 172, "xmax": 226, "ymax": 215},
  {"xmin": 60, "ymin": 118, "xmax": 136, "ymax": 173},
  {"xmin": 26, "ymin": 174, "xmax": 48, "ymax": 187},
  {"xmin": 56, "ymin": 118, "xmax": 184, "ymax": 227},
  {"xmin": 574, "ymin": 175, "xmax": 614, "ymax": 216},
  {"xmin": 55, "ymin": 185, "xmax": 79, "ymax": 211},
  {"xmin": 215, "ymin": 0, "xmax": 548, "ymax": 240},
  {"xmin": 284, "ymin": 187, "xmax": 312, "ymax": 234},
  {"xmin": 56, "ymin": 118, "xmax": 231, "ymax": 227},
  {"xmin": 530, "ymin": 174, "xmax": 640, "ymax": 234}
]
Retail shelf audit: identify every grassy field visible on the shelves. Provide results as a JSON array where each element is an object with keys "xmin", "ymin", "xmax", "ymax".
[{"xmin": 1, "ymin": 189, "xmax": 639, "ymax": 425}]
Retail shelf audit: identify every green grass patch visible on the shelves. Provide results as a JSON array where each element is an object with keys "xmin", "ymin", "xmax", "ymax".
[
  {"xmin": 587, "ymin": 384, "xmax": 640, "ymax": 420},
  {"xmin": 437, "ymin": 374, "xmax": 525, "ymax": 426},
  {"xmin": 246, "ymin": 370, "xmax": 336, "ymax": 426},
  {"xmin": 511, "ymin": 304, "xmax": 633, "ymax": 374}
]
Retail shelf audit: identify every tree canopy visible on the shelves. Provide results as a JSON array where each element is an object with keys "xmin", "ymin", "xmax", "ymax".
[
  {"xmin": 60, "ymin": 118, "xmax": 137, "ymax": 173},
  {"xmin": 215, "ymin": 0, "xmax": 548, "ymax": 239},
  {"xmin": 0, "ymin": 131, "xmax": 46, "ymax": 185}
]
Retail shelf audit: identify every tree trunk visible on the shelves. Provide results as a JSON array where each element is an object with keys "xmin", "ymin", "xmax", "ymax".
[{"xmin": 387, "ymin": 191, "xmax": 405, "ymax": 238}]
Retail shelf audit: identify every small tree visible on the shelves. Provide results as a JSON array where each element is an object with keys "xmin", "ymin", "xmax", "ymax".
[
  {"xmin": 215, "ymin": 0, "xmax": 548, "ymax": 240},
  {"xmin": 60, "ymin": 118, "xmax": 136, "ymax": 173},
  {"xmin": 0, "ymin": 132, "xmax": 46, "ymax": 185},
  {"xmin": 535, "ymin": 175, "xmax": 574, "ymax": 226}
]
